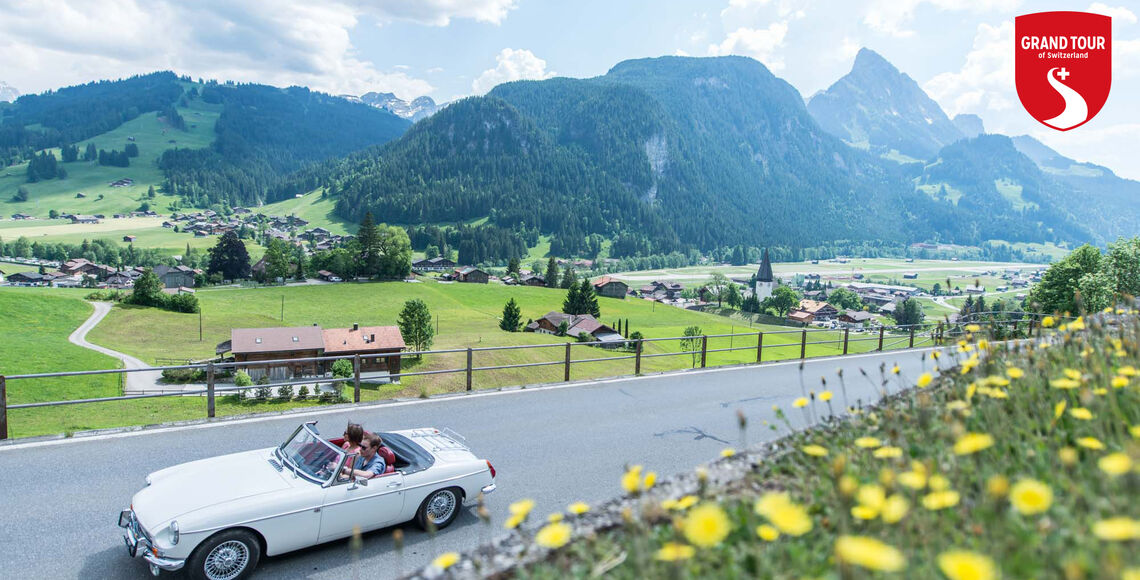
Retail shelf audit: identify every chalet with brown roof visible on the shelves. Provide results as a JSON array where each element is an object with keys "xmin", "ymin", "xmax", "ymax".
[
  {"xmin": 412, "ymin": 257, "xmax": 457, "ymax": 272},
  {"xmin": 229, "ymin": 326, "xmax": 326, "ymax": 380},
  {"xmin": 592, "ymin": 276, "xmax": 628, "ymax": 299},
  {"xmin": 839, "ymin": 310, "xmax": 875, "ymax": 325},
  {"xmin": 524, "ymin": 312, "xmax": 626, "ymax": 348},
  {"xmin": 322, "ymin": 324, "xmax": 405, "ymax": 377},
  {"xmin": 453, "ymin": 266, "xmax": 489, "ymax": 283},
  {"xmin": 796, "ymin": 299, "xmax": 838, "ymax": 320},
  {"xmin": 519, "ymin": 274, "xmax": 546, "ymax": 287}
]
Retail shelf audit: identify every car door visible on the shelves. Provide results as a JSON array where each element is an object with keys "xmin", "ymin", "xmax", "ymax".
[{"xmin": 318, "ymin": 472, "xmax": 407, "ymax": 542}]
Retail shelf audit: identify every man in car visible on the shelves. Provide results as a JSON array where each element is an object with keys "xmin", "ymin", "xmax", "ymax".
[{"xmin": 347, "ymin": 433, "xmax": 386, "ymax": 479}]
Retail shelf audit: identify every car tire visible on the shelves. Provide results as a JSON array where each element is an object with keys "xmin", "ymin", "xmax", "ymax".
[
  {"xmin": 416, "ymin": 487, "xmax": 462, "ymax": 530},
  {"xmin": 185, "ymin": 528, "xmax": 261, "ymax": 580}
]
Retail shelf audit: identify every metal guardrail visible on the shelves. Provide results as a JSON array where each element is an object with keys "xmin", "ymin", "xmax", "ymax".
[{"xmin": 0, "ymin": 313, "xmax": 1057, "ymax": 440}]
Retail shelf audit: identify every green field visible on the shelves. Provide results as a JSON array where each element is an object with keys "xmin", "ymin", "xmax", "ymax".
[
  {"xmin": 0, "ymin": 99, "xmax": 221, "ymax": 220},
  {"xmin": 0, "ymin": 260, "xmax": 40, "ymax": 275},
  {"xmin": 0, "ymin": 279, "xmax": 937, "ymax": 437},
  {"xmin": 253, "ymin": 190, "xmax": 354, "ymax": 235}
]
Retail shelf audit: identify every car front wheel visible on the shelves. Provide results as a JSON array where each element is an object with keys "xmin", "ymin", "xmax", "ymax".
[
  {"xmin": 416, "ymin": 487, "xmax": 461, "ymax": 530},
  {"xmin": 186, "ymin": 529, "xmax": 261, "ymax": 580}
]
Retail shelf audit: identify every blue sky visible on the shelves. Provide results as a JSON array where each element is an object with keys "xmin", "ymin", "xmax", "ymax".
[{"xmin": 1, "ymin": 0, "xmax": 1138, "ymax": 177}]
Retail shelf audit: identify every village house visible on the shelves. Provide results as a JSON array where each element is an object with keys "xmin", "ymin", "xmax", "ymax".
[
  {"xmin": 797, "ymin": 299, "xmax": 839, "ymax": 320},
  {"xmin": 839, "ymin": 310, "xmax": 876, "ymax": 326},
  {"xmin": 519, "ymin": 273, "xmax": 546, "ymax": 287},
  {"xmin": 69, "ymin": 215, "xmax": 100, "ymax": 224},
  {"xmin": 317, "ymin": 270, "xmax": 342, "ymax": 282},
  {"xmin": 152, "ymin": 265, "xmax": 197, "ymax": 288},
  {"xmin": 222, "ymin": 324, "xmax": 406, "ymax": 381},
  {"xmin": 525, "ymin": 312, "xmax": 626, "ymax": 348},
  {"xmin": 6, "ymin": 271, "xmax": 47, "ymax": 285},
  {"xmin": 412, "ymin": 257, "xmax": 457, "ymax": 272},
  {"xmin": 321, "ymin": 324, "xmax": 406, "ymax": 379},
  {"xmin": 638, "ymin": 280, "xmax": 684, "ymax": 300},
  {"xmin": 451, "ymin": 266, "xmax": 489, "ymax": 283},
  {"xmin": 11, "ymin": 213, "xmax": 33, "ymax": 220},
  {"xmin": 591, "ymin": 276, "xmax": 629, "ymax": 299}
]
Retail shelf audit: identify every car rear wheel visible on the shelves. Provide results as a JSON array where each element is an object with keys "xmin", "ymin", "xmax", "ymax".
[
  {"xmin": 416, "ymin": 487, "xmax": 461, "ymax": 530},
  {"xmin": 186, "ymin": 529, "xmax": 261, "ymax": 580}
]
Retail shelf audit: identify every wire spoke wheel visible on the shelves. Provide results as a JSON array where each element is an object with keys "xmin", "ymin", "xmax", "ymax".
[
  {"xmin": 427, "ymin": 489, "xmax": 457, "ymax": 525},
  {"xmin": 203, "ymin": 540, "xmax": 250, "ymax": 580}
]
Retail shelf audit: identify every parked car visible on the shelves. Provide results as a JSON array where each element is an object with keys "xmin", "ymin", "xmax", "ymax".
[{"xmin": 119, "ymin": 421, "xmax": 496, "ymax": 579}]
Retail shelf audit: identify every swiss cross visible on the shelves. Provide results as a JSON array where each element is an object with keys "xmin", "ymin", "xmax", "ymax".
[{"xmin": 1056, "ymin": 67, "xmax": 1071, "ymax": 80}]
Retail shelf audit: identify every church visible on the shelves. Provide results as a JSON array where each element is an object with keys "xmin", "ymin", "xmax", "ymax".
[{"xmin": 754, "ymin": 248, "xmax": 774, "ymax": 301}]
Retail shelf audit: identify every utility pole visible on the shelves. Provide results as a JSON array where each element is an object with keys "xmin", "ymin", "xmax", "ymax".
[
  {"xmin": 280, "ymin": 295, "xmax": 284, "ymax": 322},
  {"xmin": 199, "ymin": 307, "xmax": 203, "ymax": 341}
]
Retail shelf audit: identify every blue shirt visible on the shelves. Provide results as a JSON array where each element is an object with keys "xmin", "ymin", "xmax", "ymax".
[{"xmin": 354, "ymin": 452, "xmax": 386, "ymax": 477}]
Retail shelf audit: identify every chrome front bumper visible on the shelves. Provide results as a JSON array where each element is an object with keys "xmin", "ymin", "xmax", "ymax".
[{"xmin": 119, "ymin": 509, "xmax": 185, "ymax": 575}]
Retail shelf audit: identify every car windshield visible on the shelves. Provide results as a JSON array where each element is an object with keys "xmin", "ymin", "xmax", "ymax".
[{"xmin": 278, "ymin": 425, "xmax": 345, "ymax": 482}]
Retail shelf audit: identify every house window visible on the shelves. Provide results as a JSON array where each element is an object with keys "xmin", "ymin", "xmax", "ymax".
[
  {"xmin": 292, "ymin": 336, "xmax": 299, "ymax": 342},
  {"xmin": 255, "ymin": 338, "xmax": 262, "ymax": 344}
]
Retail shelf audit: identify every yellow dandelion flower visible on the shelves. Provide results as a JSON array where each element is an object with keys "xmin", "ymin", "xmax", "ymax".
[
  {"xmin": 892, "ymin": 365, "xmax": 900, "ymax": 375},
  {"xmin": 1009, "ymin": 479, "xmax": 1052, "ymax": 515},
  {"xmin": 661, "ymin": 499, "xmax": 679, "ymax": 510},
  {"xmin": 643, "ymin": 471, "xmax": 657, "ymax": 489},
  {"xmin": 504, "ymin": 513, "xmax": 525, "ymax": 529},
  {"xmin": 881, "ymin": 495, "xmax": 909, "ymax": 524},
  {"xmin": 928, "ymin": 474, "xmax": 950, "ymax": 491},
  {"xmin": 932, "ymin": 351, "xmax": 941, "ymax": 359},
  {"xmin": 838, "ymin": 475, "xmax": 858, "ymax": 496},
  {"xmin": 835, "ymin": 535, "xmax": 907, "ymax": 572},
  {"xmin": 720, "ymin": 448, "xmax": 736, "ymax": 458},
  {"xmin": 534, "ymin": 522, "xmax": 572, "ymax": 548},
  {"xmin": 855, "ymin": 436, "xmax": 882, "ymax": 448},
  {"xmin": 966, "ymin": 383, "xmax": 978, "ymax": 399},
  {"xmin": 1126, "ymin": 569, "xmax": 1140, "ymax": 580},
  {"xmin": 1131, "ymin": 425, "xmax": 1140, "ymax": 439},
  {"xmin": 851, "ymin": 505, "xmax": 879, "ymax": 520},
  {"xmin": 981, "ymin": 387, "xmax": 1008, "ymax": 399},
  {"xmin": 946, "ymin": 400, "xmax": 970, "ymax": 412},
  {"xmin": 1098, "ymin": 452, "xmax": 1132, "ymax": 477},
  {"xmin": 568, "ymin": 501, "xmax": 590, "ymax": 515},
  {"xmin": 1112, "ymin": 376, "xmax": 1130, "ymax": 388},
  {"xmin": 1054, "ymin": 401, "xmax": 1067, "ymax": 420},
  {"xmin": 767, "ymin": 502, "xmax": 813, "ymax": 536},
  {"xmin": 1059, "ymin": 447, "xmax": 1078, "ymax": 465},
  {"xmin": 965, "ymin": 324, "xmax": 981, "ymax": 332},
  {"xmin": 802, "ymin": 445, "xmax": 829, "ymax": 457},
  {"xmin": 547, "ymin": 512, "xmax": 564, "ymax": 523},
  {"xmin": 1069, "ymin": 317, "xmax": 1085, "ymax": 331},
  {"xmin": 1118, "ymin": 365, "xmax": 1139, "ymax": 377},
  {"xmin": 1069, "ymin": 407, "xmax": 1094, "ymax": 420},
  {"xmin": 509, "ymin": 498, "xmax": 536, "ymax": 517},
  {"xmin": 793, "ymin": 397, "xmax": 809, "ymax": 408},
  {"xmin": 1007, "ymin": 367, "xmax": 1025, "ymax": 379},
  {"xmin": 986, "ymin": 376, "xmax": 1010, "ymax": 387},
  {"xmin": 754, "ymin": 492, "xmax": 792, "ymax": 518},
  {"xmin": 676, "ymin": 495, "xmax": 699, "ymax": 510},
  {"xmin": 898, "ymin": 470, "xmax": 927, "ymax": 490},
  {"xmin": 621, "ymin": 467, "xmax": 643, "ymax": 494},
  {"xmin": 756, "ymin": 524, "xmax": 780, "ymax": 541},
  {"xmin": 1063, "ymin": 368, "xmax": 1081, "ymax": 380},
  {"xmin": 938, "ymin": 550, "xmax": 998, "ymax": 580},
  {"xmin": 922, "ymin": 490, "xmax": 961, "ymax": 510},
  {"xmin": 954, "ymin": 432, "xmax": 995, "ymax": 456},
  {"xmin": 987, "ymin": 475, "xmax": 1009, "ymax": 498},
  {"xmin": 1093, "ymin": 387, "xmax": 1107, "ymax": 396},
  {"xmin": 1078, "ymin": 437, "xmax": 1106, "ymax": 450},
  {"xmin": 655, "ymin": 542, "xmax": 695, "ymax": 562},
  {"xmin": 874, "ymin": 446, "xmax": 903, "ymax": 459},
  {"xmin": 917, "ymin": 373, "xmax": 933, "ymax": 388},
  {"xmin": 432, "ymin": 552, "xmax": 460, "ymax": 570},
  {"xmin": 1092, "ymin": 518, "xmax": 1140, "ymax": 541},
  {"xmin": 1042, "ymin": 316, "xmax": 1055, "ymax": 327},
  {"xmin": 820, "ymin": 390, "xmax": 834, "ymax": 402},
  {"xmin": 978, "ymin": 339, "xmax": 990, "ymax": 350},
  {"xmin": 879, "ymin": 468, "xmax": 896, "ymax": 487},
  {"xmin": 857, "ymin": 484, "xmax": 886, "ymax": 511},
  {"xmin": 1051, "ymin": 378, "xmax": 1080, "ymax": 389},
  {"xmin": 682, "ymin": 504, "xmax": 732, "ymax": 548}
]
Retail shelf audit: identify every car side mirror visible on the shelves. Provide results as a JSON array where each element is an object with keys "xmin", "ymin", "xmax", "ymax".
[{"xmin": 350, "ymin": 477, "xmax": 369, "ymax": 489}]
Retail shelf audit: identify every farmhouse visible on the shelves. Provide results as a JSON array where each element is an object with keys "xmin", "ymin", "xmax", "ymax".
[
  {"xmin": 69, "ymin": 215, "xmax": 100, "ymax": 224},
  {"xmin": 525, "ymin": 312, "xmax": 626, "ymax": 348},
  {"xmin": 412, "ymin": 257, "xmax": 457, "ymax": 272},
  {"xmin": 321, "ymin": 324, "xmax": 405, "ymax": 378},
  {"xmin": 839, "ymin": 310, "xmax": 875, "ymax": 325},
  {"xmin": 11, "ymin": 213, "xmax": 32, "ymax": 220},
  {"xmin": 518, "ymin": 273, "xmax": 546, "ymax": 287},
  {"xmin": 638, "ymin": 281, "xmax": 684, "ymax": 300},
  {"xmin": 152, "ymin": 265, "xmax": 197, "ymax": 288},
  {"xmin": 6, "ymin": 271, "xmax": 47, "ymax": 285},
  {"xmin": 796, "ymin": 299, "xmax": 839, "ymax": 320},
  {"xmin": 224, "ymin": 324, "xmax": 406, "ymax": 381},
  {"xmin": 452, "ymin": 266, "xmax": 489, "ymax": 283},
  {"xmin": 592, "ymin": 276, "xmax": 629, "ymax": 299}
]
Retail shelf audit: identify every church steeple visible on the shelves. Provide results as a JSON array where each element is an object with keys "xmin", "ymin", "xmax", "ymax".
[{"xmin": 756, "ymin": 248, "xmax": 774, "ymax": 283}]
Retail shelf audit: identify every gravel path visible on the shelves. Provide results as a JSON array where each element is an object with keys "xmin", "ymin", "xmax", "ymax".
[{"xmin": 67, "ymin": 301, "xmax": 165, "ymax": 394}]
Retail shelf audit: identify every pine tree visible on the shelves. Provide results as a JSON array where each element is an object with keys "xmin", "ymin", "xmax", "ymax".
[
  {"xmin": 560, "ymin": 267, "xmax": 576, "ymax": 289},
  {"xmin": 500, "ymin": 298, "xmax": 522, "ymax": 332},
  {"xmin": 580, "ymin": 276, "xmax": 601, "ymax": 317},
  {"xmin": 356, "ymin": 212, "xmax": 380, "ymax": 276},
  {"xmin": 563, "ymin": 279, "xmax": 581, "ymax": 314},
  {"xmin": 545, "ymin": 257, "xmax": 559, "ymax": 288},
  {"xmin": 507, "ymin": 257, "xmax": 520, "ymax": 276}
]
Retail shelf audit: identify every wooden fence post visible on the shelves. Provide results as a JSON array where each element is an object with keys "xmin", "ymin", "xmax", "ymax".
[
  {"xmin": 0, "ymin": 375, "xmax": 8, "ymax": 441},
  {"xmin": 353, "ymin": 354, "xmax": 361, "ymax": 403},
  {"xmin": 756, "ymin": 332, "xmax": 764, "ymax": 363},
  {"xmin": 909, "ymin": 326, "xmax": 915, "ymax": 348},
  {"xmin": 635, "ymin": 340, "xmax": 643, "ymax": 375},
  {"xmin": 800, "ymin": 329, "xmax": 807, "ymax": 359},
  {"xmin": 206, "ymin": 363, "xmax": 215, "ymax": 419},
  {"xmin": 843, "ymin": 328, "xmax": 850, "ymax": 355},
  {"xmin": 700, "ymin": 336, "xmax": 708, "ymax": 368},
  {"xmin": 1027, "ymin": 318, "xmax": 1035, "ymax": 340},
  {"xmin": 466, "ymin": 348, "xmax": 474, "ymax": 392},
  {"xmin": 878, "ymin": 327, "xmax": 885, "ymax": 351},
  {"xmin": 564, "ymin": 343, "xmax": 572, "ymax": 381}
]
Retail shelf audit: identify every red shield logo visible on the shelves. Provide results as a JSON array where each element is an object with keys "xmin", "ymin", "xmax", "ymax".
[{"xmin": 1015, "ymin": 11, "xmax": 1111, "ymax": 131}]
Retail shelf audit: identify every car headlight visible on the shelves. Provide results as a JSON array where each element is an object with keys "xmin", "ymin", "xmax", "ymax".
[{"xmin": 169, "ymin": 520, "xmax": 179, "ymax": 545}]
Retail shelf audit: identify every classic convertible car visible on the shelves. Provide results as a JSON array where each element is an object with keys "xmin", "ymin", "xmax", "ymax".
[{"xmin": 119, "ymin": 421, "xmax": 496, "ymax": 579}]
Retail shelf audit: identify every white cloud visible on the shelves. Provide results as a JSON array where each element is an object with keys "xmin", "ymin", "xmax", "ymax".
[
  {"xmin": 863, "ymin": 0, "xmax": 1021, "ymax": 38},
  {"xmin": 923, "ymin": 21, "xmax": 1014, "ymax": 117},
  {"xmin": 708, "ymin": 21, "xmax": 791, "ymax": 70},
  {"xmin": 471, "ymin": 48, "xmax": 555, "ymax": 95},
  {"xmin": 1087, "ymin": 3, "xmax": 1137, "ymax": 24},
  {"xmin": 0, "ymin": 0, "xmax": 523, "ymax": 100},
  {"xmin": 675, "ymin": 49, "xmax": 692, "ymax": 56}
]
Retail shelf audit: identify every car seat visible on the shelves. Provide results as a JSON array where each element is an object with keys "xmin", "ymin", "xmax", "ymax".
[{"xmin": 377, "ymin": 446, "xmax": 396, "ymax": 474}]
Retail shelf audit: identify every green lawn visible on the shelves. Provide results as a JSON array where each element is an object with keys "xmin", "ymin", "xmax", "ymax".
[
  {"xmin": 0, "ymin": 260, "xmax": 40, "ymax": 275},
  {"xmin": 252, "ymin": 189, "xmax": 355, "ymax": 235},
  {"xmin": 0, "ymin": 217, "xmax": 225, "ymax": 252},
  {"xmin": 0, "ymin": 99, "xmax": 220, "ymax": 220}
]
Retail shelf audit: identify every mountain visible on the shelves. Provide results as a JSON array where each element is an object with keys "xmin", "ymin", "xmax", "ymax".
[
  {"xmin": 1011, "ymin": 135, "xmax": 1140, "ymax": 239},
  {"xmin": 288, "ymin": 55, "xmax": 1091, "ymax": 259},
  {"xmin": 359, "ymin": 92, "xmax": 440, "ymax": 122},
  {"xmin": 0, "ymin": 81, "xmax": 18, "ymax": 103},
  {"xmin": 807, "ymin": 48, "xmax": 964, "ymax": 161},
  {"xmin": 952, "ymin": 114, "xmax": 985, "ymax": 139}
]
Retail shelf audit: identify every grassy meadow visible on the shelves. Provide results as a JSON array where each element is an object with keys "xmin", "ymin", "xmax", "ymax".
[{"xmin": 506, "ymin": 314, "xmax": 1140, "ymax": 579}]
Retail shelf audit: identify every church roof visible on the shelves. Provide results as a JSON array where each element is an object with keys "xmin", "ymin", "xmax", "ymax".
[{"xmin": 756, "ymin": 249, "xmax": 774, "ymax": 282}]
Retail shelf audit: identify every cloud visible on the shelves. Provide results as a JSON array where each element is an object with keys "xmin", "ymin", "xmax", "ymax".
[
  {"xmin": 0, "ymin": 0, "xmax": 521, "ymax": 100},
  {"xmin": 361, "ymin": 0, "xmax": 518, "ymax": 26},
  {"xmin": 708, "ymin": 21, "xmax": 791, "ymax": 70},
  {"xmin": 863, "ymin": 0, "xmax": 1021, "ymax": 38},
  {"xmin": 471, "ymin": 48, "xmax": 555, "ymax": 94},
  {"xmin": 923, "ymin": 21, "xmax": 1014, "ymax": 117},
  {"xmin": 1087, "ymin": 3, "xmax": 1137, "ymax": 24}
]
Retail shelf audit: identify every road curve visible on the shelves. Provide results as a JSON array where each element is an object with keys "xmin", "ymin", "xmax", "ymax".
[
  {"xmin": 67, "ymin": 301, "xmax": 162, "ymax": 394},
  {"xmin": 0, "ymin": 346, "xmax": 947, "ymax": 580}
]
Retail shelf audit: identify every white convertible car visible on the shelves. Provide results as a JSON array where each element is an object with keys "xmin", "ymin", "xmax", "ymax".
[{"xmin": 118, "ymin": 421, "xmax": 497, "ymax": 579}]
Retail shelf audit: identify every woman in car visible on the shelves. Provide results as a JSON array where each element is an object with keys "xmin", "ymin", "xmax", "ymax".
[{"xmin": 341, "ymin": 422, "xmax": 364, "ymax": 454}]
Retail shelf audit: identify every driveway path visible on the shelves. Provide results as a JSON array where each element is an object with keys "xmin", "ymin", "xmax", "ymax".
[{"xmin": 67, "ymin": 301, "xmax": 164, "ymax": 394}]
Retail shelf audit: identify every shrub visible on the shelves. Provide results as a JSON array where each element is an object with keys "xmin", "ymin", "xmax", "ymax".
[
  {"xmin": 275, "ymin": 384, "xmax": 294, "ymax": 401},
  {"xmin": 160, "ymin": 368, "xmax": 204, "ymax": 383},
  {"xmin": 233, "ymin": 371, "xmax": 253, "ymax": 387},
  {"xmin": 576, "ymin": 331, "xmax": 593, "ymax": 343},
  {"xmin": 167, "ymin": 293, "xmax": 200, "ymax": 313},
  {"xmin": 256, "ymin": 375, "xmax": 270, "ymax": 385},
  {"xmin": 331, "ymin": 359, "xmax": 354, "ymax": 378},
  {"xmin": 254, "ymin": 385, "xmax": 272, "ymax": 401},
  {"xmin": 295, "ymin": 385, "xmax": 310, "ymax": 401}
]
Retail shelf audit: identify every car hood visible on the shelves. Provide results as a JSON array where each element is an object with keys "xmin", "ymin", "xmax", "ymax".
[{"xmin": 133, "ymin": 448, "xmax": 290, "ymax": 530}]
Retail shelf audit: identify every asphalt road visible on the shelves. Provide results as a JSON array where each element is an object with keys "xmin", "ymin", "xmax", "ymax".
[{"xmin": 0, "ymin": 346, "xmax": 946, "ymax": 580}]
